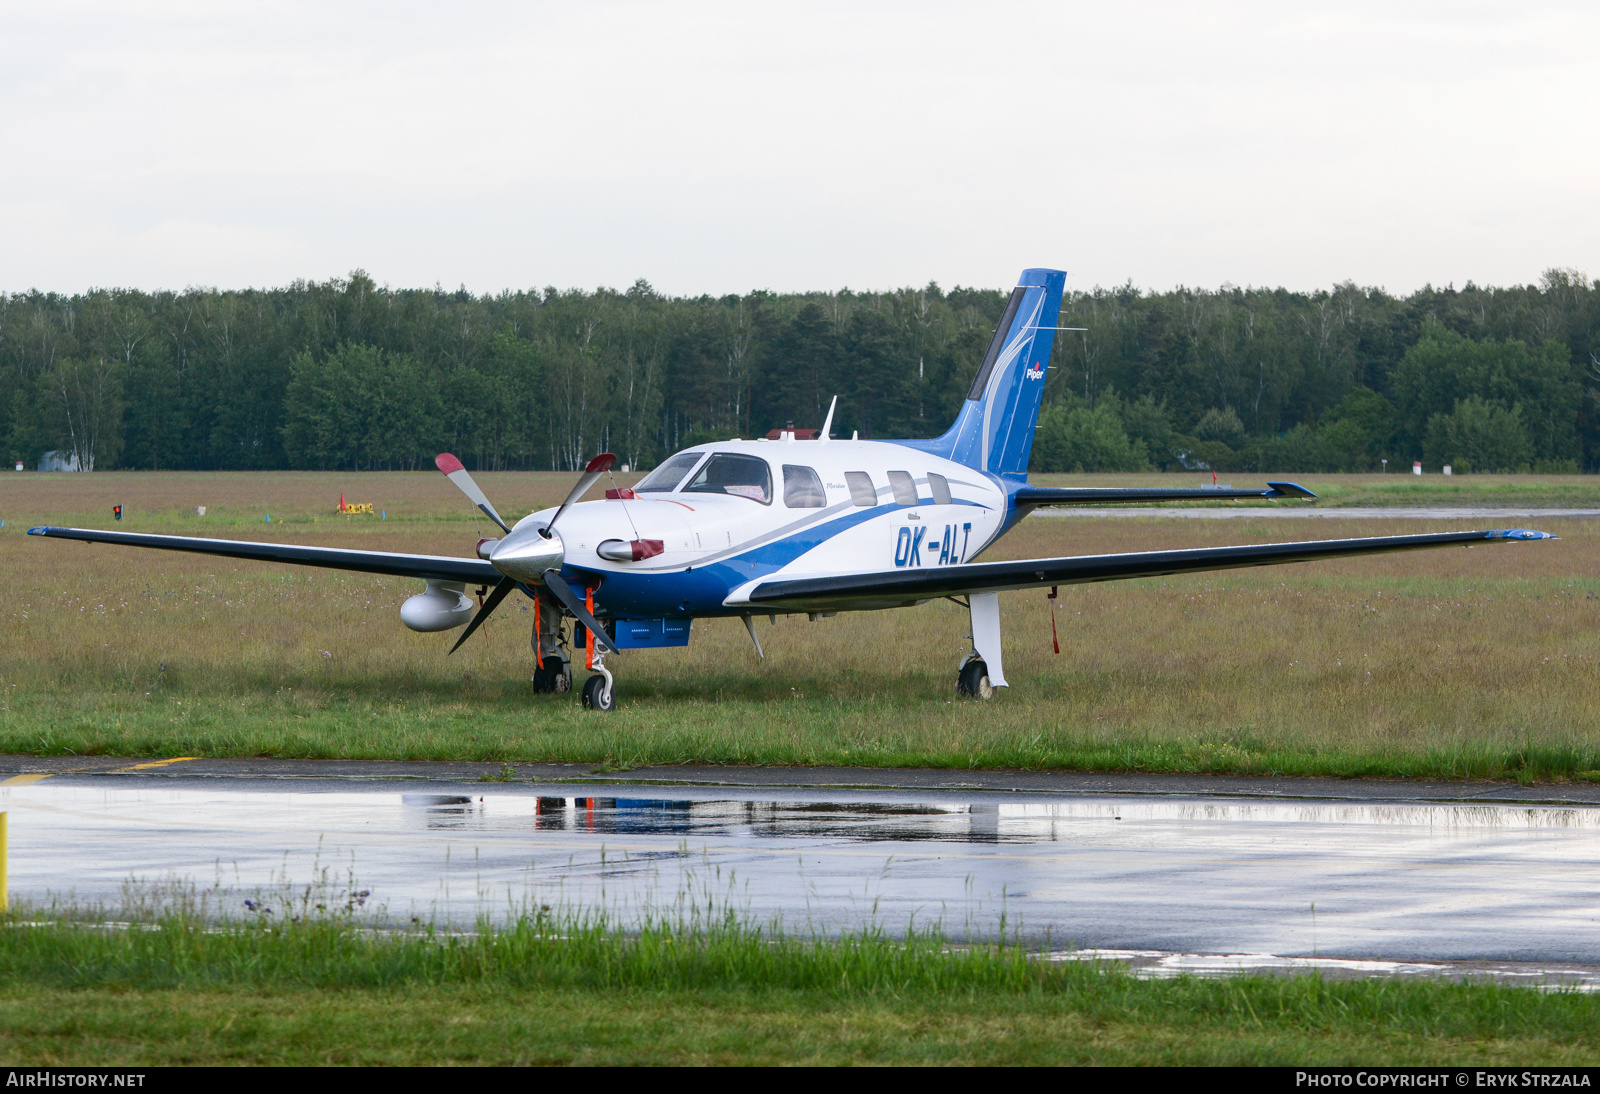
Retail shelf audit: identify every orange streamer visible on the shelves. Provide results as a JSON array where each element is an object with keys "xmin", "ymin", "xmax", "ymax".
[
  {"xmin": 585, "ymin": 587, "xmax": 595, "ymax": 670},
  {"xmin": 533, "ymin": 597, "xmax": 543, "ymax": 669}
]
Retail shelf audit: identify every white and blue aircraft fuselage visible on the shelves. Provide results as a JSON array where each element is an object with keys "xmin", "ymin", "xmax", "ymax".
[
  {"xmin": 31, "ymin": 268, "xmax": 1555, "ymax": 711},
  {"xmin": 509, "ymin": 436, "xmax": 1012, "ymax": 615}
]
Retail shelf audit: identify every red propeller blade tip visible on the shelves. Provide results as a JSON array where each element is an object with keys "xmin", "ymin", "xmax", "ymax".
[
  {"xmin": 586, "ymin": 453, "xmax": 617, "ymax": 474},
  {"xmin": 435, "ymin": 453, "xmax": 465, "ymax": 475}
]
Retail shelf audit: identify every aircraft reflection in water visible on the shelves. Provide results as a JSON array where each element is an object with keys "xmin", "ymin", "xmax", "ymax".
[
  {"xmin": 31, "ymin": 267, "xmax": 1554, "ymax": 710},
  {"xmin": 399, "ymin": 793, "xmax": 1600, "ymax": 844},
  {"xmin": 403, "ymin": 794, "xmax": 999, "ymax": 841}
]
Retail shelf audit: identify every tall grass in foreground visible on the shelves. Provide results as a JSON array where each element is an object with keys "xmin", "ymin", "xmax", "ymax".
[
  {"xmin": 4, "ymin": 875, "xmax": 1041, "ymax": 995},
  {"xmin": 4, "ymin": 896, "xmax": 1598, "ymax": 1048}
]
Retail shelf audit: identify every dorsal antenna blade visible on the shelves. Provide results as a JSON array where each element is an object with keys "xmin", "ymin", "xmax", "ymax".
[{"xmin": 819, "ymin": 396, "xmax": 837, "ymax": 444}]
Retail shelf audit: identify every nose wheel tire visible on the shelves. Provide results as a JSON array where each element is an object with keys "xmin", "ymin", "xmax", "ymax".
[
  {"xmin": 581, "ymin": 673, "xmax": 616, "ymax": 712},
  {"xmin": 957, "ymin": 659, "xmax": 994, "ymax": 700}
]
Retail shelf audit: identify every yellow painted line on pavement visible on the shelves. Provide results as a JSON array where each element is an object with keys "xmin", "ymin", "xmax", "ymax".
[
  {"xmin": 110, "ymin": 757, "xmax": 198, "ymax": 773},
  {"xmin": 1, "ymin": 775, "xmax": 52, "ymax": 786}
]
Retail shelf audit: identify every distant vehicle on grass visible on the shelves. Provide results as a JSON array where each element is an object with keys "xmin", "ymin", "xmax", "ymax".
[{"xmin": 29, "ymin": 269, "xmax": 1554, "ymax": 711}]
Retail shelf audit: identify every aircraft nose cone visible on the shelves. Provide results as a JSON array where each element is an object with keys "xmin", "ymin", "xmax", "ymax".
[{"xmin": 489, "ymin": 525, "xmax": 563, "ymax": 584}]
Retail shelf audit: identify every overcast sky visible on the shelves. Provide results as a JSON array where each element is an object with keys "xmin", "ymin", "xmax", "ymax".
[{"xmin": 2, "ymin": 1, "xmax": 1596, "ymax": 296}]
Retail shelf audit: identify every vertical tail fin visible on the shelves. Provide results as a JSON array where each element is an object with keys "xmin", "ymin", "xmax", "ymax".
[{"xmin": 926, "ymin": 268, "xmax": 1065, "ymax": 478}]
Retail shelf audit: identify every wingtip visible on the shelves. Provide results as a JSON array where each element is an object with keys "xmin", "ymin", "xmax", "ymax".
[
  {"xmin": 1264, "ymin": 481, "xmax": 1317, "ymax": 499},
  {"xmin": 434, "ymin": 452, "xmax": 465, "ymax": 476},
  {"xmin": 27, "ymin": 526, "xmax": 48, "ymax": 536},
  {"xmin": 1489, "ymin": 528, "xmax": 1557, "ymax": 540}
]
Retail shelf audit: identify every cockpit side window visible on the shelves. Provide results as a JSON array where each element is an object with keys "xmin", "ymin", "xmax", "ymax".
[
  {"xmin": 887, "ymin": 470, "xmax": 917, "ymax": 507},
  {"xmin": 782, "ymin": 464, "xmax": 826, "ymax": 508},
  {"xmin": 844, "ymin": 471, "xmax": 877, "ymax": 507},
  {"xmin": 635, "ymin": 451, "xmax": 705, "ymax": 493},
  {"xmin": 927, "ymin": 472, "xmax": 952, "ymax": 506},
  {"xmin": 684, "ymin": 453, "xmax": 773, "ymax": 504}
]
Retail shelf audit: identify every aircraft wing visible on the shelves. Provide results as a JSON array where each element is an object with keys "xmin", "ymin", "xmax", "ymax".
[
  {"xmin": 741, "ymin": 528, "xmax": 1554, "ymax": 612},
  {"xmin": 1013, "ymin": 481, "xmax": 1316, "ymax": 506},
  {"xmin": 27, "ymin": 526, "xmax": 501, "ymax": 585}
]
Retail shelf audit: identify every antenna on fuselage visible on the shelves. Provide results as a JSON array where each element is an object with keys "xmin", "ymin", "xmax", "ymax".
[{"xmin": 819, "ymin": 396, "xmax": 837, "ymax": 444}]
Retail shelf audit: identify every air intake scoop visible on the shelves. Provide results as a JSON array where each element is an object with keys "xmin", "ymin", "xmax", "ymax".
[{"xmin": 597, "ymin": 538, "xmax": 665, "ymax": 562}]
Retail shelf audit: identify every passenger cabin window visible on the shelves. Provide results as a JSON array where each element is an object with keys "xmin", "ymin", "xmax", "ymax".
[
  {"xmin": 844, "ymin": 471, "xmax": 877, "ymax": 507},
  {"xmin": 684, "ymin": 453, "xmax": 773, "ymax": 504},
  {"xmin": 927, "ymin": 472, "xmax": 952, "ymax": 506},
  {"xmin": 887, "ymin": 470, "xmax": 917, "ymax": 507},
  {"xmin": 782, "ymin": 464, "xmax": 826, "ymax": 508},
  {"xmin": 635, "ymin": 451, "xmax": 704, "ymax": 493}
]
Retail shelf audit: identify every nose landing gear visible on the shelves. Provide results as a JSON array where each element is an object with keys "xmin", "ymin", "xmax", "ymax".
[
  {"xmin": 580, "ymin": 638, "xmax": 616, "ymax": 711},
  {"xmin": 580, "ymin": 668, "xmax": 615, "ymax": 711},
  {"xmin": 554, "ymin": 609, "xmax": 615, "ymax": 712}
]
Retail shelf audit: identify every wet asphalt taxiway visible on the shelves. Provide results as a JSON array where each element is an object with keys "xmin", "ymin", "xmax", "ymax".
[{"xmin": 3, "ymin": 757, "xmax": 1598, "ymax": 982}]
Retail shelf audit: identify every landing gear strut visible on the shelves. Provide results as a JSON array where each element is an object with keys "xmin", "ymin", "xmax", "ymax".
[
  {"xmin": 956, "ymin": 592, "xmax": 1004, "ymax": 700},
  {"xmin": 530, "ymin": 598, "xmax": 572, "ymax": 694},
  {"xmin": 533, "ymin": 593, "xmax": 617, "ymax": 711},
  {"xmin": 581, "ymin": 645, "xmax": 615, "ymax": 712}
]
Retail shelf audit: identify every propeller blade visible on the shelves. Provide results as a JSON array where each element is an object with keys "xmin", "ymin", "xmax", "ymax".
[
  {"xmin": 546, "ymin": 453, "xmax": 616, "ymax": 534},
  {"xmin": 541, "ymin": 570, "xmax": 617, "ymax": 654},
  {"xmin": 435, "ymin": 453, "xmax": 511, "ymax": 534},
  {"xmin": 448, "ymin": 576, "xmax": 517, "ymax": 654}
]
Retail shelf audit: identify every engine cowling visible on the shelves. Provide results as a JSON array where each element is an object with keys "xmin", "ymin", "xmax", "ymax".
[{"xmin": 400, "ymin": 581, "xmax": 474, "ymax": 632}]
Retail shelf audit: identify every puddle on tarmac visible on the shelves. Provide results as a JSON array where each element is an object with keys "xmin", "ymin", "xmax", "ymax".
[
  {"xmin": 5, "ymin": 779, "xmax": 1599, "ymax": 959},
  {"xmin": 1050, "ymin": 950, "xmax": 1600, "ymax": 991}
]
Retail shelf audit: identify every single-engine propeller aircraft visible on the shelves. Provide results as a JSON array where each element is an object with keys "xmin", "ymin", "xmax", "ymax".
[{"xmin": 31, "ymin": 268, "xmax": 1554, "ymax": 711}]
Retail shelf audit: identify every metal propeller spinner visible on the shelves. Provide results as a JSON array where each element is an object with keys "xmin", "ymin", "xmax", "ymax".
[{"xmin": 433, "ymin": 452, "xmax": 617, "ymax": 654}]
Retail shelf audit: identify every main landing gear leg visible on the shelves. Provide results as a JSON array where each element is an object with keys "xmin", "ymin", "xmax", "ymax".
[
  {"xmin": 530, "ymin": 597, "xmax": 572, "ymax": 694},
  {"xmin": 956, "ymin": 592, "xmax": 1005, "ymax": 700}
]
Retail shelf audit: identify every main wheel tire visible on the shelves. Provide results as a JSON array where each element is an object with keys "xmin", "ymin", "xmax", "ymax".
[
  {"xmin": 530, "ymin": 664, "xmax": 556, "ymax": 693},
  {"xmin": 957, "ymin": 659, "xmax": 994, "ymax": 700},
  {"xmin": 581, "ymin": 673, "xmax": 615, "ymax": 712}
]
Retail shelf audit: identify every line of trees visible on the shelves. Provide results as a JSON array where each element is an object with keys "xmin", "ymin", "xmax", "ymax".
[{"xmin": 2, "ymin": 269, "xmax": 1596, "ymax": 474}]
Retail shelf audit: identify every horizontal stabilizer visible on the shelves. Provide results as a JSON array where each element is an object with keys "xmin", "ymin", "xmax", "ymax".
[{"xmin": 1014, "ymin": 481, "xmax": 1317, "ymax": 506}]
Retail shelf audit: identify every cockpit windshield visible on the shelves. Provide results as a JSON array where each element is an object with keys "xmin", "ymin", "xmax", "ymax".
[
  {"xmin": 635, "ymin": 451, "xmax": 705, "ymax": 493},
  {"xmin": 683, "ymin": 453, "xmax": 773, "ymax": 504}
]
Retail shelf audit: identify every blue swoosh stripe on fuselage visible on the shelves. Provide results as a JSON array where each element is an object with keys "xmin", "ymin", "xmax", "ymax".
[{"xmin": 575, "ymin": 493, "xmax": 995, "ymax": 618}]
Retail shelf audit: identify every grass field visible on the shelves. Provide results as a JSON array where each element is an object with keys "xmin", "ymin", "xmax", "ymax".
[
  {"xmin": 1, "ymin": 471, "xmax": 1597, "ymax": 780},
  {"xmin": 3, "ymin": 902, "xmax": 1595, "ymax": 1065}
]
